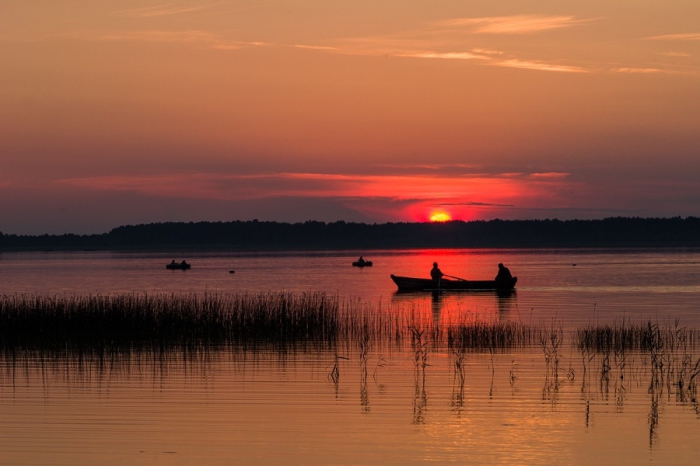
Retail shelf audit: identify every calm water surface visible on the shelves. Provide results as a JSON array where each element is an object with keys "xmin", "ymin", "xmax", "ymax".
[
  {"xmin": 1, "ymin": 248, "xmax": 700, "ymax": 465},
  {"xmin": 2, "ymin": 248, "xmax": 700, "ymax": 326}
]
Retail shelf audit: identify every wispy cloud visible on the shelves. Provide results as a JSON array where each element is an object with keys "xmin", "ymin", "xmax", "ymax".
[
  {"xmin": 662, "ymin": 52, "xmax": 692, "ymax": 57},
  {"xmin": 77, "ymin": 30, "xmax": 322, "ymax": 52},
  {"xmin": 646, "ymin": 32, "xmax": 700, "ymax": 41},
  {"xmin": 56, "ymin": 30, "xmax": 587, "ymax": 74},
  {"xmin": 375, "ymin": 163, "xmax": 482, "ymax": 171},
  {"xmin": 56, "ymin": 171, "xmax": 572, "ymax": 204},
  {"xmin": 395, "ymin": 51, "xmax": 489, "ymax": 61},
  {"xmin": 442, "ymin": 15, "xmax": 593, "ymax": 34},
  {"xmin": 114, "ymin": 2, "xmax": 226, "ymax": 18},
  {"xmin": 100, "ymin": 30, "xmax": 217, "ymax": 43},
  {"xmin": 433, "ymin": 201, "xmax": 515, "ymax": 207},
  {"xmin": 31, "ymin": 13, "xmax": 593, "ymax": 75},
  {"xmin": 54, "ymin": 171, "xmax": 584, "ymax": 222},
  {"xmin": 497, "ymin": 59, "xmax": 588, "ymax": 73},
  {"xmin": 96, "ymin": 30, "xmax": 274, "ymax": 50},
  {"xmin": 529, "ymin": 172, "xmax": 570, "ymax": 179},
  {"xmin": 333, "ymin": 41, "xmax": 587, "ymax": 73},
  {"xmin": 471, "ymin": 48, "xmax": 504, "ymax": 56},
  {"xmin": 326, "ymin": 16, "xmax": 592, "ymax": 72},
  {"xmin": 614, "ymin": 67, "xmax": 666, "ymax": 74},
  {"xmin": 292, "ymin": 44, "xmax": 338, "ymax": 51}
]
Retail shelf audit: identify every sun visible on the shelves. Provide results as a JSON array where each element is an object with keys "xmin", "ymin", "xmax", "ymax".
[{"xmin": 429, "ymin": 211, "xmax": 451, "ymax": 222}]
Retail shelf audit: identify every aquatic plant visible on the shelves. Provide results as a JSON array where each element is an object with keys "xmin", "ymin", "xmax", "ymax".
[
  {"xmin": 0, "ymin": 292, "xmax": 343, "ymax": 355},
  {"xmin": 4, "ymin": 291, "xmax": 700, "ymax": 384},
  {"xmin": 447, "ymin": 320, "xmax": 540, "ymax": 351},
  {"xmin": 450, "ymin": 348, "xmax": 466, "ymax": 409},
  {"xmin": 575, "ymin": 320, "xmax": 700, "ymax": 353}
]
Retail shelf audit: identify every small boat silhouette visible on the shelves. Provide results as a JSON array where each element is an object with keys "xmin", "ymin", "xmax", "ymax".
[{"xmin": 166, "ymin": 260, "xmax": 191, "ymax": 270}]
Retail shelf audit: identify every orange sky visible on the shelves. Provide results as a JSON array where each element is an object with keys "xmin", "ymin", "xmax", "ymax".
[{"xmin": 1, "ymin": 1, "xmax": 700, "ymax": 233}]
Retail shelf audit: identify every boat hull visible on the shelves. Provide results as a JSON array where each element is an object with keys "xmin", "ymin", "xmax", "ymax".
[
  {"xmin": 390, "ymin": 274, "xmax": 516, "ymax": 292},
  {"xmin": 352, "ymin": 261, "xmax": 373, "ymax": 267},
  {"xmin": 166, "ymin": 263, "xmax": 191, "ymax": 270}
]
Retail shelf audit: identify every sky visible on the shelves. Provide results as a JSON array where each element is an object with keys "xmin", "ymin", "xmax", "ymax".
[{"xmin": 1, "ymin": 0, "xmax": 700, "ymax": 234}]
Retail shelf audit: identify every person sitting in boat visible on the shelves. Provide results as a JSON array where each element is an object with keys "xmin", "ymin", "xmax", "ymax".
[
  {"xmin": 430, "ymin": 262, "xmax": 444, "ymax": 283},
  {"xmin": 495, "ymin": 263, "xmax": 512, "ymax": 282},
  {"xmin": 170, "ymin": 260, "xmax": 177, "ymax": 266},
  {"xmin": 180, "ymin": 260, "xmax": 189, "ymax": 267},
  {"xmin": 357, "ymin": 256, "xmax": 365, "ymax": 264}
]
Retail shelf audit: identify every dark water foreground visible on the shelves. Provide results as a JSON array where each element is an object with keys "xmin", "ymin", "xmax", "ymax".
[{"xmin": 2, "ymin": 292, "xmax": 700, "ymax": 465}]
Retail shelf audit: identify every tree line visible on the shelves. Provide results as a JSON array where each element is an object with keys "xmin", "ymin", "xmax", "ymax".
[{"xmin": 2, "ymin": 217, "xmax": 700, "ymax": 251}]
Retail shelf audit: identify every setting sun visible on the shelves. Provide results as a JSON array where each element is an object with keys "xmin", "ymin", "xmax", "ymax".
[{"xmin": 430, "ymin": 211, "xmax": 452, "ymax": 222}]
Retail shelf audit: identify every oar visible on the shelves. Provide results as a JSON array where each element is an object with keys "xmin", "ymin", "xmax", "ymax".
[{"xmin": 443, "ymin": 274, "xmax": 468, "ymax": 282}]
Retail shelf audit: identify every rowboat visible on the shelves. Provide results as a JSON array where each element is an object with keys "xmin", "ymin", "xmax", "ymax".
[
  {"xmin": 390, "ymin": 274, "xmax": 517, "ymax": 292},
  {"xmin": 352, "ymin": 261, "xmax": 373, "ymax": 267},
  {"xmin": 166, "ymin": 262, "xmax": 191, "ymax": 270}
]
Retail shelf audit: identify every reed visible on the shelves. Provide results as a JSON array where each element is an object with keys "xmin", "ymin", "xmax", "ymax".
[
  {"xmin": 0, "ymin": 292, "xmax": 342, "ymax": 355},
  {"xmin": 575, "ymin": 320, "xmax": 700, "ymax": 353},
  {"xmin": 3, "ymin": 293, "xmax": 700, "ymax": 364},
  {"xmin": 447, "ymin": 320, "xmax": 540, "ymax": 351},
  {"xmin": 5, "ymin": 292, "xmax": 700, "ymax": 432}
]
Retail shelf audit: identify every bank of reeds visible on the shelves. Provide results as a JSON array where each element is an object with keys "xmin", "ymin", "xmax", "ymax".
[
  {"xmin": 3, "ymin": 293, "xmax": 700, "ymax": 360},
  {"xmin": 575, "ymin": 320, "xmax": 700, "ymax": 353},
  {"xmin": 447, "ymin": 321, "xmax": 540, "ymax": 352},
  {"xmin": 0, "ymin": 292, "xmax": 342, "ymax": 355}
]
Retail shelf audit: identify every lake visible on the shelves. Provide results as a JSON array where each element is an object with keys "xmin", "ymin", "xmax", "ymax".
[{"xmin": 1, "ymin": 248, "xmax": 700, "ymax": 464}]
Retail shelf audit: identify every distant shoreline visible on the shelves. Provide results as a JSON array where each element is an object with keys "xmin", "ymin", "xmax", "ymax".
[{"xmin": 2, "ymin": 217, "xmax": 700, "ymax": 252}]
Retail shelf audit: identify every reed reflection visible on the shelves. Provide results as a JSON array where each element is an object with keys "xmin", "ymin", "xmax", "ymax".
[
  {"xmin": 431, "ymin": 291, "xmax": 442, "ymax": 325},
  {"xmin": 497, "ymin": 290, "xmax": 517, "ymax": 321},
  {"xmin": 392, "ymin": 289, "xmax": 519, "ymax": 329},
  {"xmin": 409, "ymin": 326, "xmax": 429, "ymax": 424},
  {"xmin": 540, "ymin": 327, "xmax": 563, "ymax": 406},
  {"xmin": 614, "ymin": 347, "xmax": 628, "ymax": 413},
  {"xmin": 450, "ymin": 348, "xmax": 466, "ymax": 412},
  {"xmin": 359, "ymin": 331, "xmax": 371, "ymax": 413},
  {"xmin": 3, "ymin": 292, "xmax": 700, "ymax": 451}
]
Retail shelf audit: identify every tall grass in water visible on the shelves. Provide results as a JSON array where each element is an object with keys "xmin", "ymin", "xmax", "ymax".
[
  {"xmin": 5, "ymin": 293, "xmax": 700, "ymax": 430},
  {"xmin": 575, "ymin": 320, "xmax": 697, "ymax": 353},
  {"xmin": 4, "ymin": 294, "xmax": 699, "ymax": 355},
  {"xmin": 575, "ymin": 320, "xmax": 700, "ymax": 446},
  {"xmin": 575, "ymin": 321, "xmax": 700, "ymax": 393},
  {"xmin": 447, "ymin": 320, "xmax": 540, "ymax": 352},
  {"xmin": 0, "ymin": 292, "xmax": 341, "ymax": 355}
]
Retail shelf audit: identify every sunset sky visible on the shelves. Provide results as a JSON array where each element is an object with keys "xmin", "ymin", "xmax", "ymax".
[{"xmin": 2, "ymin": 1, "xmax": 700, "ymax": 234}]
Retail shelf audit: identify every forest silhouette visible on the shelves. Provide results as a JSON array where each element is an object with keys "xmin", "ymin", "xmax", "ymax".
[{"xmin": 1, "ymin": 217, "xmax": 700, "ymax": 251}]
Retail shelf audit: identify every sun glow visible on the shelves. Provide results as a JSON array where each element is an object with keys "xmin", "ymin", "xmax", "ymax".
[{"xmin": 430, "ymin": 211, "xmax": 452, "ymax": 222}]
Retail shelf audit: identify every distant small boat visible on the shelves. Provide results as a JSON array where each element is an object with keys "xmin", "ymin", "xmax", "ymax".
[
  {"xmin": 390, "ymin": 274, "xmax": 516, "ymax": 292},
  {"xmin": 352, "ymin": 260, "xmax": 373, "ymax": 267},
  {"xmin": 166, "ymin": 262, "xmax": 191, "ymax": 270}
]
